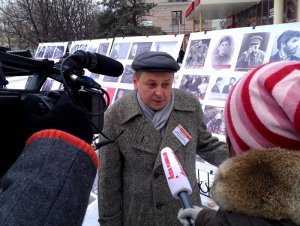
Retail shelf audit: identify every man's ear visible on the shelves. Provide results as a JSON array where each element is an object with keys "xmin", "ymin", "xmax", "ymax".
[{"xmin": 133, "ymin": 73, "xmax": 139, "ymax": 90}]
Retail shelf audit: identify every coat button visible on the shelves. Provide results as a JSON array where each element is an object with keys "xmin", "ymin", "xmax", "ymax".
[{"xmin": 156, "ymin": 202, "xmax": 164, "ymax": 209}]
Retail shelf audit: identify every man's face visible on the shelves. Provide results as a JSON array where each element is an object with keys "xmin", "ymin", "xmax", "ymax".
[
  {"xmin": 284, "ymin": 37, "xmax": 300, "ymax": 55},
  {"xmin": 249, "ymin": 42, "xmax": 260, "ymax": 52},
  {"xmin": 218, "ymin": 40, "xmax": 230, "ymax": 56},
  {"xmin": 133, "ymin": 71, "xmax": 174, "ymax": 111}
]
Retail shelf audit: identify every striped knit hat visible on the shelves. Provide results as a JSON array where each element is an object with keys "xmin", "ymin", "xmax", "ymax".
[{"xmin": 225, "ymin": 61, "xmax": 300, "ymax": 155}]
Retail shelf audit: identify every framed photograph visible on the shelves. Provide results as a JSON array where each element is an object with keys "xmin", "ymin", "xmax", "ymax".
[
  {"xmin": 270, "ymin": 30, "xmax": 300, "ymax": 62},
  {"xmin": 128, "ymin": 42, "xmax": 152, "ymax": 59},
  {"xmin": 179, "ymin": 74, "xmax": 210, "ymax": 100},
  {"xmin": 185, "ymin": 39, "xmax": 211, "ymax": 68},
  {"xmin": 110, "ymin": 42, "xmax": 130, "ymax": 60},
  {"xmin": 235, "ymin": 32, "xmax": 270, "ymax": 71},
  {"xmin": 203, "ymin": 105, "xmax": 225, "ymax": 136},
  {"xmin": 212, "ymin": 36, "xmax": 234, "ymax": 69}
]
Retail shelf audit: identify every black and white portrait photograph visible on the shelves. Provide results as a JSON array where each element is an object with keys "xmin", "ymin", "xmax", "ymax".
[
  {"xmin": 128, "ymin": 42, "xmax": 152, "ymax": 59},
  {"xmin": 120, "ymin": 65, "xmax": 134, "ymax": 83},
  {"xmin": 235, "ymin": 32, "xmax": 270, "ymax": 71},
  {"xmin": 206, "ymin": 75, "xmax": 239, "ymax": 100},
  {"xmin": 70, "ymin": 43, "xmax": 88, "ymax": 54},
  {"xmin": 98, "ymin": 43, "xmax": 110, "ymax": 55},
  {"xmin": 221, "ymin": 76, "xmax": 237, "ymax": 94},
  {"xmin": 43, "ymin": 46, "xmax": 56, "ymax": 59},
  {"xmin": 151, "ymin": 41, "xmax": 178, "ymax": 56},
  {"xmin": 203, "ymin": 105, "xmax": 225, "ymax": 135},
  {"xmin": 185, "ymin": 39, "xmax": 211, "ymax": 68},
  {"xmin": 52, "ymin": 46, "xmax": 65, "ymax": 59},
  {"xmin": 110, "ymin": 42, "xmax": 130, "ymax": 60},
  {"xmin": 179, "ymin": 74, "xmax": 209, "ymax": 100},
  {"xmin": 35, "ymin": 46, "xmax": 46, "ymax": 58},
  {"xmin": 212, "ymin": 36, "xmax": 234, "ymax": 69},
  {"xmin": 270, "ymin": 30, "xmax": 300, "ymax": 62}
]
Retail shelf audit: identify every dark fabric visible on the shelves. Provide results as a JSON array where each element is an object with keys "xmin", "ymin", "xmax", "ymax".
[
  {"xmin": 196, "ymin": 208, "xmax": 298, "ymax": 226},
  {"xmin": 23, "ymin": 93, "xmax": 93, "ymax": 143},
  {"xmin": 0, "ymin": 135, "xmax": 96, "ymax": 226},
  {"xmin": 132, "ymin": 51, "xmax": 180, "ymax": 72}
]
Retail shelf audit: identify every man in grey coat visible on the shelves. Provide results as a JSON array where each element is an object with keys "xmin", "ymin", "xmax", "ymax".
[{"xmin": 98, "ymin": 51, "xmax": 228, "ymax": 226}]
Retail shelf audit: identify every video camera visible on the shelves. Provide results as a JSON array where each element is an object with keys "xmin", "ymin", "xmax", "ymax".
[{"xmin": 0, "ymin": 47, "xmax": 124, "ymax": 175}]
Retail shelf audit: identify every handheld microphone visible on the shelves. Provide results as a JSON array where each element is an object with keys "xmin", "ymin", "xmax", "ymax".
[
  {"xmin": 63, "ymin": 50, "xmax": 124, "ymax": 77},
  {"xmin": 161, "ymin": 147, "xmax": 193, "ymax": 226}
]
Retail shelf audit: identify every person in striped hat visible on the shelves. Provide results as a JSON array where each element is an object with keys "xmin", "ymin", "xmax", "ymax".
[{"xmin": 178, "ymin": 61, "xmax": 300, "ymax": 226}]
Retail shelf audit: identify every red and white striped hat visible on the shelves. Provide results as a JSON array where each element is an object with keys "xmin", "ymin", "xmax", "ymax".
[{"xmin": 225, "ymin": 61, "xmax": 300, "ymax": 155}]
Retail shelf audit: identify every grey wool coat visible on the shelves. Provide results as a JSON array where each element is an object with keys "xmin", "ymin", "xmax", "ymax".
[{"xmin": 98, "ymin": 89, "xmax": 228, "ymax": 226}]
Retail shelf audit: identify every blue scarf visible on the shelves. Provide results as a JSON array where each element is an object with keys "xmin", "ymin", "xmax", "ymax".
[{"xmin": 136, "ymin": 90, "xmax": 174, "ymax": 133}]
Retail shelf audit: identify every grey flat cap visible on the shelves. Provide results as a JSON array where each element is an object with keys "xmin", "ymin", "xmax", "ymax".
[{"xmin": 132, "ymin": 51, "xmax": 180, "ymax": 72}]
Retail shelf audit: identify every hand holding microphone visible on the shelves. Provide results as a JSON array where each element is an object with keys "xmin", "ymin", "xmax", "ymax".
[
  {"xmin": 177, "ymin": 206, "xmax": 203, "ymax": 226},
  {"xmin": 160, "ymin": 147, "xmax": 194, "ymax": 226}
]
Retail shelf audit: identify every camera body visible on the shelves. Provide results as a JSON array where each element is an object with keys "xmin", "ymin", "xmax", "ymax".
[{"xmin": 0, "ymin": 48, "xmax": 111, "ymax": 134}]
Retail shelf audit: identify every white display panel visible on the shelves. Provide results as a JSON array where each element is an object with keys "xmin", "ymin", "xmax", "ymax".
[{"xmin": 177, "ymin": 22, "xmax": 300, "ymax": 141}]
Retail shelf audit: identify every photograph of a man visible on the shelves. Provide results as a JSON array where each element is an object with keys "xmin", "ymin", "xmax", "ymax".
[
  {"xmin": 185, "ymin": 39, "xmax": 210, "ymax": 68},
  {"xmin": 222, "ymin": 77, "xmax": 237, "ymax": 94},
  {"xmin": 203, "ymin": 106, "xmax": 225, "ymax": 135},
  {"xmin": 179, "ymin": 75, "xmax": 209, "ymax": 100},
  {"xmin": 128, "ymin": 42, "xmax": 152, "ymax": 60},
  {"xmin": 70, "ymin": 43, "xmax": 87, "ymax": 54},
  {"xmin": 211, "ymin": 77, "xmax": 223, "ymax": 93},
  {"xmin": 270, "ymin": 30, "xmax": 300, "ymax": 62},
  {"xmin": 212, "ymin": 36, "xmax": 234, "ymax": 68},
  {"xmin": 236, "ymin": 32, "xmax": 269, "ymax": 71},
  {"xmin": 35, "ymin": 46, "xmax": 46, "ymax": 58},
  {"xmin": 52, "ymin": 46, "xmax": 65, "ymax": 59},
  {"xmin": 151, "ymin": 41, "xmax": 177, "ymax": 56},
  {"xmin": 44, "ymin": 46, "xmax": 55, "ymax": 59},
  {"xmin": 110, "ymin": 42, "xmax": 130, "ymax": 60},
  {"xmin": 98, "ymin": 43, "xmax": 110, "ymax": 55}
]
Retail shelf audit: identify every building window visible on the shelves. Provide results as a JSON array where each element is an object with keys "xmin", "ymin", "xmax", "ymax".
[{"xmin": 172, "ymin": 11, "xmax": 182, "ymax": 25}]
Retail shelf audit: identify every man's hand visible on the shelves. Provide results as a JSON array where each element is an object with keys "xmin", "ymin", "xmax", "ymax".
[{"xmin": 177, "ymin": 206, "xmax": 203, "ymax": 226}]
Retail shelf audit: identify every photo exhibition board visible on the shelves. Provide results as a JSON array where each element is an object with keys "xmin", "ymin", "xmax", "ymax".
[
  {"xmin": 100, "ymin": 34, "xmax": 185, "ymax": 106},
  {"xmin": 38, "ymin": 39, "xmax": 113, "ymax": 91},
  {"xmin": 178, "ymin": 22, "xmax": 300, "ymax": 142},
  {"xmin": 6, "ymin": 41, "xmax": 68, "ymax": 89},
  {"xmin": 35, "ymin": 41, "xmax": 69, "ymax": 91}
]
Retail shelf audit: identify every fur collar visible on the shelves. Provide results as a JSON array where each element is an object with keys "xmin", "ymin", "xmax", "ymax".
[{"xmin": 211, "ymin": 148, "xmax": 300, "ymax": 224}]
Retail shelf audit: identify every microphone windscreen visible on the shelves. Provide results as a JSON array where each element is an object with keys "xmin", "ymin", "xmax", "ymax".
[
  {"xmin": 161, "ymin": 147, "xmax": 192, "ymax": 199},
  {"xmin": 91, "ymin": 53, "xmax": 124, "ymax": 77}
]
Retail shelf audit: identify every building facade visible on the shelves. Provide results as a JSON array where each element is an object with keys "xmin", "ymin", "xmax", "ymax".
[
  {"xmin": 143, "ymin": 0, "xmax": 194, "ymax": 34},
  {"xmin": 184, "ymin": 0, "xmax": 300, "ymax": 31}
]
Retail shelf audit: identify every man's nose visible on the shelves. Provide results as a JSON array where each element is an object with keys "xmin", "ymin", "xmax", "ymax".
[{"xmin": 154, "ymin": 86, "xmax": 163, "ymax": 96}]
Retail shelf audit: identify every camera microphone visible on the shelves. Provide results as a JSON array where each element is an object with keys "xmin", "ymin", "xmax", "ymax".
[
  {"xmin": 63, "ymin": 50, "xmax": 124, "ymax": 77},
  {"xmin": 161, "ymin": 147, "xmax": 193, "ymax": 226}
]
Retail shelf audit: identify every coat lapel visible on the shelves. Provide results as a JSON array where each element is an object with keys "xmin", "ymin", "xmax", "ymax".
[{"xmin": 154, "ymin": 112, "xmax": 185, "ymax": 170}]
